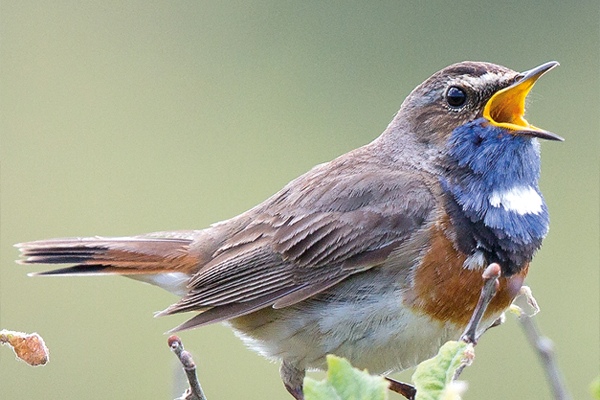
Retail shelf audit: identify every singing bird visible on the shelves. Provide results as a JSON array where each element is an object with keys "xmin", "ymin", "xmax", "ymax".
[{"xmin": 17, "ymin": 61, "xmax": 561, "ymax": 399}]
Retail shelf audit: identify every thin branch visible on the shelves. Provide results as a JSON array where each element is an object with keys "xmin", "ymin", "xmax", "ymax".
[
  {"xmin": 460, "ymin": 263, "xmax": 501, "ymax": 345},
  {"xmin": 168, "ymin": 335, "xmax": 207, "ymax": 400},
  {"xmin": 385, "ymin": 376, "xmax": 416, "ymax": 400},
  {"xmin": 518, "ymin": 313, "xmax": 572, "ymax": 400},
  {"xmin": 388, "ymin": 263, "xmax": 501, "ymax": 398},
  {"xmin": 453, "ymin": 263, "xmax": 501, "ymax": 380}
]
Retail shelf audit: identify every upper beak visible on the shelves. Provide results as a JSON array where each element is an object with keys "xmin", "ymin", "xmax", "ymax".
[{"xmin": 483, "ymin": 61, "xmax": 563, "ymax": 141}]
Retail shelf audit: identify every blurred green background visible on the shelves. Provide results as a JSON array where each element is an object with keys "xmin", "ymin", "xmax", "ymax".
[{"xmin": 1, "ymin": 1, "xmax": 598, "ymax": 399}]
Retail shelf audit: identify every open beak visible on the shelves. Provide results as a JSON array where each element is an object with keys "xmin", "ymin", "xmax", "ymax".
[{"xmin": 483, "ymin": 61, "xmax": 563, "ymax": 141}]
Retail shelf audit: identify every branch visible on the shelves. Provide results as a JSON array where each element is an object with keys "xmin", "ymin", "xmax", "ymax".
[
  {"xmin": 168, "ymin": 335, "xmax": 207, "ymax": 400},
  {"xmin": 518, "ymin": 312, "xmax": 572, "ymax": 400},
  {"xmin": 447, "ymin": 263, "xmax": 501, "ymax": 383},
  {"xmin": 385, "ymin": 376, "xmax": 416, "ymax": 400},
  {"xmin": 388, "ymin": 263, "xmax": 501, "ymax": 398},
  {"xmin": 460, "ymin": 263, "xmax": 501, "ymax": 345}
]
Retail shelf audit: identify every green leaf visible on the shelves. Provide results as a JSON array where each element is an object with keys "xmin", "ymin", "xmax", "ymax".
[
  {"xmin": 412, "ymin": 341, "xmax": 473, "ymax": 400},
  {"xmin": 591, "ymin": 375, "xmax": 600, "ymax": 400},
  {"xmin": 304, "ymin": 355, "xmax": 389, "ymax": 400}
]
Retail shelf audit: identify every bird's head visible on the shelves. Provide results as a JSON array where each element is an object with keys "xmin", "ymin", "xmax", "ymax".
[
  {"xmin": 387, "ymin": 61, "xmax": 562, "ymax": 275},
  {"xmin": 394, "ymin": 61, "xmax": 562, "ymax": 146}
]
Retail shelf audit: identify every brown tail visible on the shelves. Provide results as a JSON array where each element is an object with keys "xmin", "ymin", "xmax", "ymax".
[{"xmin": 16, "ymin": 234, "xmax": 199, "ymax": 276}]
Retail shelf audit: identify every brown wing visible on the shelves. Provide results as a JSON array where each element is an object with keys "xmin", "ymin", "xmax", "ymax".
[{"xmin": 165, "ymin": 161, "xmax": 438, "ymax": 330}]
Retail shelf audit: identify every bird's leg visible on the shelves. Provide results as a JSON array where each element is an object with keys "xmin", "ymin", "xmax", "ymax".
[
  {"xmin": 385, "ymin": 377, "xmax": 416, "ymax": 400},
  {"xmin": 280, "ymin": 360, "xmax": 305, "ymax": 400}
]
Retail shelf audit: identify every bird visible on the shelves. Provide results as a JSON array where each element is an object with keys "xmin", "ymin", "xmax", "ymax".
[{"xmin": 16, "ymin": 61, "xmax": 562, "ymax": 399}]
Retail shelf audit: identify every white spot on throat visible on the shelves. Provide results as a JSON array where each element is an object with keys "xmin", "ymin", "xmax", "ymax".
[{"xmin": 489, "ymin": 185, "xmax": 543, "ymax": 215}]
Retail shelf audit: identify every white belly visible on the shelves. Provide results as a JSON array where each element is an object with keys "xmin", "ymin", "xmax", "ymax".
[{"xmin": 228, "ymin": 288, "xmax": 464, "ymax": 373}]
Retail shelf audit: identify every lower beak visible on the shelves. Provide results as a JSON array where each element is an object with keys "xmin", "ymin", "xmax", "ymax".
[{"xmin": 483, "ymin": 61, "xmax": 563, "ymax": 141}]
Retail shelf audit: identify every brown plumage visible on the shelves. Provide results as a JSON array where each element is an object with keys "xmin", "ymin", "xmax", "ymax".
[{"xmin": 16, "ymin": 61, "xmax": 560, "ymax": 399}]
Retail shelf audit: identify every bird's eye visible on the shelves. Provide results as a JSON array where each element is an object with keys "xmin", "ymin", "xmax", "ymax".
[{"xmin": 445, "ymin": 86, "xmax": 467, "ymax": 108}]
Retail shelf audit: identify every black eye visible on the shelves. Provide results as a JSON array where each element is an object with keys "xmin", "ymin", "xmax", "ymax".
[{"xmin": 446, "ymin": 86, "xmax": 467, "ymax": 108}]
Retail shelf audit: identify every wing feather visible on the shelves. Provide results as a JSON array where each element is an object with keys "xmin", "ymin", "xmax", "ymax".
[{"xmin": 163, "ymin": 165, "xmax": 438, "ymax": 329}]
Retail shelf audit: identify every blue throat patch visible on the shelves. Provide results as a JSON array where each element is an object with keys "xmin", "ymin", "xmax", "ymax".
[{"xmin": 441, "ymin": 118, "xmax": 549, "ymax": 275}]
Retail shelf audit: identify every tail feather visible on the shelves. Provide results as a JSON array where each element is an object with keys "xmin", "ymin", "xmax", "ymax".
[
  {"xmin": 30, "ymin": 265, "xmax": 113, "ymax": 276},
  {"xmin": 16, "ymin": 236, "xmax": 199, "ymax": 276}
]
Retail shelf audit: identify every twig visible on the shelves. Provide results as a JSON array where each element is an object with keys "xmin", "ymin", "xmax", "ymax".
[
  {"xmin": 460, "ymin": 263, "xmax": 501, "ymax": 345},
  {"xmin": 385, "ymin": 376, "xmax": 416, "ymax": 400},
  {"xmin": 453, "ymin": 263, "xmax": 501, "ymax": 380},
  {"xmin": 388, "ymin": 263, "xmax": 501, "ymax": 398},
  {"xmin": 168, "ymin": 335, "xmax": 207, "ymax": 400},
  {"xmin": 518, "ymin": 314, "xmax": 572, "ymax": 400}
]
